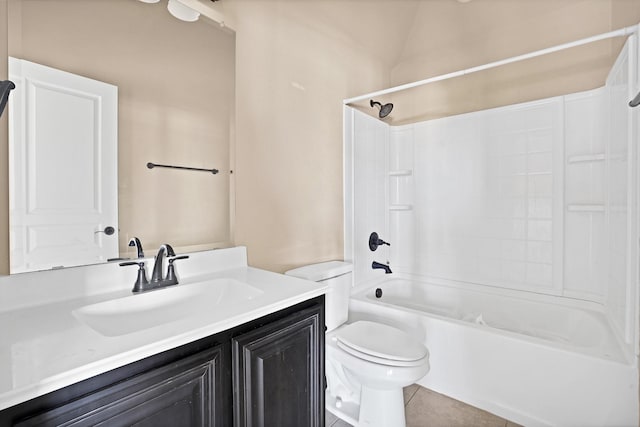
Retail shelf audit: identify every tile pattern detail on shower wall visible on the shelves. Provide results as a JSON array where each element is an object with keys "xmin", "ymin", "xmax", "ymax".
[{"xmin": 396, "ymin": 98, "xmax": 563, "ymax": 294}]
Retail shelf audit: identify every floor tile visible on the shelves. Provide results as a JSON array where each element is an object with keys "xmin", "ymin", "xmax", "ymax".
[
  {"xmin": 405, "ymin": 387, "xmax": 506, "ymax": 427},
  {"xmin": 325, "ymin": 410, "xmax": 339, "ymax": 426},
  {"xmin": 326, "ymin": 384, "xmax": 518, "ymax": 427},
  {"xmin": 325, "ymin": 409, "xmax": 354, "ymax": 426},
  {"xmin": 404, "ymin": 384, "xmax": 420, "ymax": 405}
]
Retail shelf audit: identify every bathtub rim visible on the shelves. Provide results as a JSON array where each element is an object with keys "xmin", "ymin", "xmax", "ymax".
[
  {"xmin": 353, "ymin": 272, "xmax": 608, "ymax": 313},
  {"xmin": 351, "ymin": 273, "xmax": 635, "ymax": 366}
]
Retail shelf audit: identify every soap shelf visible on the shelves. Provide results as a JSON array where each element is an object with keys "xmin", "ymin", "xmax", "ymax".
[
  {"xmin": 567, "ymin": 153, "xmax": 605, "ymax": 164},
  {"xmin": 389, "ymin": 170, "xmax": 413, "ymax": 176},
  {"xmin": 567, "ymin": 204, "xmax": 605, "ymax": 212},
  {"xmin": 389, "ymin": 204, "xmax": 413, "ymax": 211},
  {"xmin": 566, "ymin": 204, "xmax": 630, "ymax": 213}
]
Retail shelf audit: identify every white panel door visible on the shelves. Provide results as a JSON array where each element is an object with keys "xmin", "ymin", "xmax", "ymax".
[{"xmin": 8, "ymin": 57, "xmax": 118, "ymax": 273}]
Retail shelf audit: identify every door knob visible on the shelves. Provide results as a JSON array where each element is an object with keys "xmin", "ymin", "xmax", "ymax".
[{"xmin": 95, "ymin": 226, "xmax": 116, "ymax": 236}]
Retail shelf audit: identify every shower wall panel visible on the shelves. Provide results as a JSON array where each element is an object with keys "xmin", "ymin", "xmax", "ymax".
[
  {"xmin": 399, "ymin": 98, "xmax": 564, "ymax": 295},
  {"xmin": 605, "ymin": 37, "xmax": 636, "ymax": 346},
  {"xmin": 350, "ymin": 109, "xmax": 389, "ymax": 285},
  {"xmin": 377, "ymin": 71, "xmax": 636, "ymax": 347}
]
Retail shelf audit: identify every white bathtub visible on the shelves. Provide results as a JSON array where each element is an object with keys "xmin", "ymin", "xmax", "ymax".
[{"xmin": 348, "ymin": 278, "xmax": 638, "ymax": 427}]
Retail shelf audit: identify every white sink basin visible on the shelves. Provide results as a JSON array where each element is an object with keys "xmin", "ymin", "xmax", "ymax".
[{"xmin": 73, "ymin": 278, "xmax": 264, "ymax": 337}]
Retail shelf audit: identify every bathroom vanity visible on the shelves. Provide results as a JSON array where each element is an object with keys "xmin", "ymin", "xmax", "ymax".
[{"xmin": 0, "ymin": 247, "xmax": 327, "ymax": 426}]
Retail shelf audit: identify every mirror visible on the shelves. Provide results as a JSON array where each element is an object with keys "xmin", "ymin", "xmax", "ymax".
[{"xmin": 6, "ymin": 0, "xmax": 235, "ymax": 273}]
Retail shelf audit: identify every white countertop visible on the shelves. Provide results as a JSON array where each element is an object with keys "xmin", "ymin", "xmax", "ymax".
[{"xmin": 0, "ymin": 247, "xmax": 327, "ymax": 411}]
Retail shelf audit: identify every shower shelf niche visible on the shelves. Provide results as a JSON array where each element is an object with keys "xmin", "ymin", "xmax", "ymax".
[
  {"xmin": 567, "ymin": 153, "xmax": 606, "ymax": 163},
  {"xmin": 388, "ymin": 170, "xmax": 413, "ymax": 176},
  {"xmin": 566, "ymin": 204, "xmax": 605, "ymax": 212},
  {"xmin": 389, "ymin": 204, "xmax": 413, "ymax": 211}
]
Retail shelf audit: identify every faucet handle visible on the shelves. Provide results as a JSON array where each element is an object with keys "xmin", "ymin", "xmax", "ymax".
[
  {"xmin": 119, "ymin": 261, "xmax": 149, "ymax": 293},
  {"xmin": 369, "ymin": 232, "xmax": 391, "ymax": 251},
  {"xmin": 166, "ymin": 255, "xmax": 189, "ymax": 284}
]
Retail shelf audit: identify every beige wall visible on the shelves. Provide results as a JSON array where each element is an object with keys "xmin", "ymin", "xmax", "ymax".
[
  {"xmin": 3, "ymin": 0, "xmax": 234, "ymax": 270},
  {"xmin": 612, "ymin": 0, "xmax": 640, "ymax": 28},
  {"xmin": 382, "ymin": 0, "xmax": 640, "ymax": 125},
  {"xmin": 231, "ymin": 1, "xmax": 389, "ymax": 272}
]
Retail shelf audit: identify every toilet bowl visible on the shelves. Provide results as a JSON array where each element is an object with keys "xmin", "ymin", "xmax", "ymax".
[
  {"xmin": 286, "ymin": 262, "xmax": 430, "ymax": 427},
  {"xmin": 327, "ymin": 321, "xmax": 430, "ymax": 426}
]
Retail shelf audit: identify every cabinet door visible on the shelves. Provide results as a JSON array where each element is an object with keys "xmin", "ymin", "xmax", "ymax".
[
  {"xmin": 232, "ymin": 304, "xmax": 324, "ymax": 427},
  {"xmin": 16, "ymin": 345, "xmax": 227, "ymax": 427}
]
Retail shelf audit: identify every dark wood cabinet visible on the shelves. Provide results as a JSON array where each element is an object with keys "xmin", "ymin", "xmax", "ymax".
[
  {"xmin": 15, "ymin": 345, "xmax": 226, "ymax": 427},
  {"xmin": 232, "ymin": 304, "xmax": 324, "ymax": 427},
  {"xmin": 0, "ymin": 296, "xmax": 324, "ymax": 427}
]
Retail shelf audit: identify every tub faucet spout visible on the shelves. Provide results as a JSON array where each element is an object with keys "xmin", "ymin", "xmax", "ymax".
[{"xmin": 372, "ymin": 261, "xmax": 392, "ymax": 274}]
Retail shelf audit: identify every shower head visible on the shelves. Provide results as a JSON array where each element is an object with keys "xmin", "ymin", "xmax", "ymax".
[{"xmin": 370, "ymin": 99, "xmax": 393, "ymax": 119}]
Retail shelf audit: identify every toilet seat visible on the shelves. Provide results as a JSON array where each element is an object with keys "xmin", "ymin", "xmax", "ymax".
[{"xmin": 335, "ymin": 321, "xmax": 428, "ymax": 367}]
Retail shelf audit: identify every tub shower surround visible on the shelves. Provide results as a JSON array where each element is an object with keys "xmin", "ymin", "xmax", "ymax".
[{"xmin": 344, "ymin": 38, "xmax": 639, "ymax": 426}]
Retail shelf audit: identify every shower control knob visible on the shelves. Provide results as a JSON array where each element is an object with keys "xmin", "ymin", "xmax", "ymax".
[{"xmin": 369, "ymin": 232, "xmax": 390, "ymax": 251}]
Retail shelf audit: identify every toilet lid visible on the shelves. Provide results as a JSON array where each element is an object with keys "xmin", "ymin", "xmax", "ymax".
[{"xmin": 336, "ymin": 321, "xmax": 428, "ymax": 366}]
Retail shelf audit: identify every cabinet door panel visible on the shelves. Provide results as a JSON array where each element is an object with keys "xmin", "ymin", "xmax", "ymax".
[
  {"xmin": 232, "ymin": 304, "xmax": 324, "ymax": 427},
  {"xmin": 16, "ymin": 345, "xmax": 226, "ymax": 427}
]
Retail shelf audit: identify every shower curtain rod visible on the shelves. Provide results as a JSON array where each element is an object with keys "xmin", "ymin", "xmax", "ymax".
[{"xmin": 344, "ymin": 24, "xmax": 639, "ymax": 105}]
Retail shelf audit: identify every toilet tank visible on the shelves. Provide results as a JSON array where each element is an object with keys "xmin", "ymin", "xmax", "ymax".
[{"xmin": 285, "ymin": 261, "xmax": 352, "ymax": 332}]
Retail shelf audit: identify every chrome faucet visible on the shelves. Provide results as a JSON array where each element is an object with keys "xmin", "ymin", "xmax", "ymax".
[{"xmin": 150, "ymin": 244, "xmax": 176, "ymax": 285}]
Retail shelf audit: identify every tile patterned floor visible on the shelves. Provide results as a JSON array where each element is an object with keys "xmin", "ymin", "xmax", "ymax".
[{"xmin": 325, "ymin": 384, "xmax": 523, "ymax": 427}]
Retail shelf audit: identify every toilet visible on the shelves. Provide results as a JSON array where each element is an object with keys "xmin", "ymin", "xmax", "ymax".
[{"xmin": 286, "ymin": 261, "xmax": 430, "ymax": 427}]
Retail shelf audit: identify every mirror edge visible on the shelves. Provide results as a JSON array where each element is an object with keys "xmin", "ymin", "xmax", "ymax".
[{"xmin": 1, "ymin": 0, "xmax": 9, "ymax": 275}]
